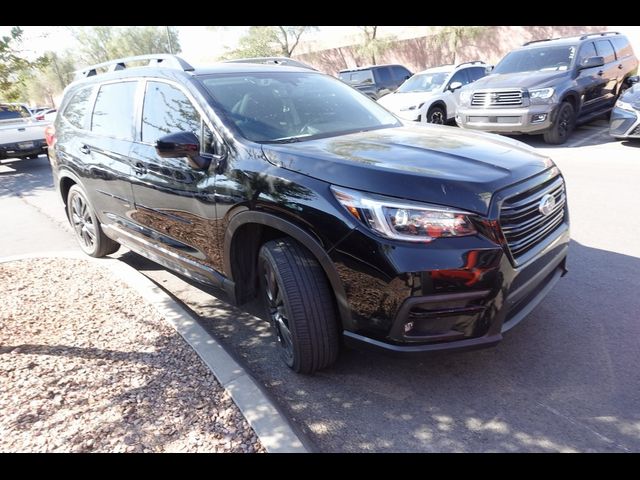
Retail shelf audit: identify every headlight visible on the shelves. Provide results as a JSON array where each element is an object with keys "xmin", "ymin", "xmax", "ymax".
[
  {"xmin": 331, "ymin": 186, "xmax": 477, "ymax": 242},
  {"xmin": 400, "ymin": 102, "xmax": 425, "ymax": 112},
  {"xmin": 529, "ymin": 88, "xmax": 555, "ymax": 101},
  {"xmin": 615, "ymin": 98, "xmax": 635, "ymax": 112},
  {"xmin": 459, "ymin": 90, "xmax": 472, "ymax": 104}
]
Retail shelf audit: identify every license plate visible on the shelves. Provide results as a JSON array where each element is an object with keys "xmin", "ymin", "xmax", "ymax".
[{"xmin": 18, "ymin": 141, "xmax": 35, "ymax": 149}]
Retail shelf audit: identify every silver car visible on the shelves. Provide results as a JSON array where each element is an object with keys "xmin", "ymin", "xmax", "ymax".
[{"xmin": 610, "ymin": 76, "xmax": 640, "ymax": 139}]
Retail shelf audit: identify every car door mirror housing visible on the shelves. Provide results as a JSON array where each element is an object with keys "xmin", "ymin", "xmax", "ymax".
[
  {"xmin": 155, "ymin": 131, "xmax": 211, "ymax": 170},
  {"xmin": 449, "ymin": 81, "xmax": 463, "ymax": 91},
  {"xmin": 580, "ymin": 56, "xmax": 605, "ymax": 70}
]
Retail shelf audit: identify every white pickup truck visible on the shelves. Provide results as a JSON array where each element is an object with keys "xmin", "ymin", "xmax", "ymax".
[{"xmin": 0, "ymin": 104, "xmax": 49, "ymax": 161}]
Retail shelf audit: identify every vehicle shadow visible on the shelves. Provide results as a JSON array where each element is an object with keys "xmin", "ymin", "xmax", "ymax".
[
  {"xmin": 0, "ymin": 156, "xmax": 53, "ymax": 198},
  {"xmin": 117, "ymin": 239, "xmax": 640, "ymax": 452}
]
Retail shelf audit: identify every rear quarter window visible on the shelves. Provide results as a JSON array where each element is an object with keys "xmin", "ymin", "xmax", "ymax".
[
  {"xmin": 61, "ymin": 86, "xmax": 94, "ymax": 129},
  {"xmin": 611, "ymin": 36, "xmax": 634, "ymax": 59}
]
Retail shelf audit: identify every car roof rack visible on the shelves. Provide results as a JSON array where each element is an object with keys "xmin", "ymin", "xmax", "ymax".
[
  {"xmin": 74, "ymin": 54, "xmax": 194, "ymax": 80},
  {"xmin": 579, "ymin": 31, "xmax": 621, "ymax": 40},
  {"xmin": 524, "ymin": 31, "xmax": 621, "ymax": 46},
  {"xmin": 223, "ymin": 57, "xmax": 317, "ymax": 70},
  {"xmin": 455, "ymin": 60, "xmax": 486, "ymax": 68}
]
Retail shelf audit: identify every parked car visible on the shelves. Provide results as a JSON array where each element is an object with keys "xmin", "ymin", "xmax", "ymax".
[
  {"xmin": 35, "ymin": 108, "xmax": 57, "ymax": 122},
  {"xmin": 338, "ymin": 64, "xmax": 412, "ymax": 100},
  {"xmin": 0, "ymin": 103, "xmax": 48, "ymax": 160},
  {"xmin": 377, "ymin": 61, "xmax": 490, "ymax": 124},
  {"xmin": 49, "ymin": 54, "xmax": 570, "ymax": 373},
  {"xmin": 610, "ymin": 75, "xmax": 640, "ymax": 140},
  {"xmin": 456, "ymin": 32, "xmax": 639, "ymax": 144}
]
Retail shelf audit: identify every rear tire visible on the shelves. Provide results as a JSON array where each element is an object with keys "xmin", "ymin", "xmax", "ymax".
[
  {"xmin": 258, "ymin": 238, "xmax": 340, "ymax": 374},
  {"xmin": 67, "ymin": 185, "xmax": 119, "ymax": 258},
  {"xmin": 543, "ymin": 102, "xmax": 575, "ymax": 145}
]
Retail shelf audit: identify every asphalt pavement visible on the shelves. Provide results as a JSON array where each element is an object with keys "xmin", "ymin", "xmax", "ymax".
[{"xmin": 2, "ymin": 120, "xmax": 639, "ymax": 452}]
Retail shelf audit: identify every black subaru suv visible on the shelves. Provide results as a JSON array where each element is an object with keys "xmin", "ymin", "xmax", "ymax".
[
  {"xmin": 457, "ymin": 32, "xmax": 638, "ymax": 144},
  {"xmin": 48, "ymin": 54, "xmax": 570, "ymax": 373}
]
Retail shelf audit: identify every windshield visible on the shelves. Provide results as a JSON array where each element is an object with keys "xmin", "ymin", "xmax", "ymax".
[
  {"xmin": 397, "ymin": 72, "xmax": 449, "ymax": 93},
  {"xmin": 338, "ymin": 70, "xmax": 374, "ymax": 86},
  {"xmin": 200, "ymin": 72, "xmax": 400, "ymax": 143},
  {"xmin": 0, "ymin": 105, "xmax": 30, "ymax": 121},
  {"xmin": 493, "ymin": 45, "xmax": 577, "ymax": 74}
]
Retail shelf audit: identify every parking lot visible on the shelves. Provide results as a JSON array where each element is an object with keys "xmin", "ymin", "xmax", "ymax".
[{"xmin": 2, "ymin": 119, "xmax": 639, "ymax": 452}]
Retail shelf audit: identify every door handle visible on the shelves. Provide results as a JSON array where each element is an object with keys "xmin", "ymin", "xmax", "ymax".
[
  {"xmin": 134, "ymin": 162, "xmax": 147, "ymax": 175},
  {"xmin": 618, "ymin": 64, "xmax": 624, "ymax": 69},
  {"xmin": 597, "ymin": 70, "xmax": 604, "ymax": 76},
  {"xmin": 79, "ymin": 145, "xmax": 90, "ymax": 155}
]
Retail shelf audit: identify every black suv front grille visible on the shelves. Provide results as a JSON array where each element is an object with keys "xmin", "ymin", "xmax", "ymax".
[
  {"xmin": 472, "ymin": 90, "xmax": 523, "ymax": 107},
  {"xmin": 500, "ymin": 175, "xmax": 566, "ymax": 261}
]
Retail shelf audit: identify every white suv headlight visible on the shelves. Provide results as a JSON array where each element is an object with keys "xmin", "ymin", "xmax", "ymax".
[
  {"xmin": 331, "ymin": 186, "xmax": 477, "ymax": 242},
  {"xmin": 400, "ymin": 102, "xmax": 425, "ymax": 112},
  {"xmin": 615, "ymin": 98, "xmax": 635, "ymax": 112},
  {"xmin": 459, "ymin": 90, "xmax": 472, "ymax": 105}
]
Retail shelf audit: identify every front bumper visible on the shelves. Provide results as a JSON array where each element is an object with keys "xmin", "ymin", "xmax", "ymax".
[
  {"xmin": 456, "ymin": 104, "xmax": 556, "ymax": 134},
  {"xmin": 0, "ymin": 139, "xmax": 47, "ymax": 159},
  {"xmin": 609, "ymin": 106, "xmax": 640, "ymax": 139}
]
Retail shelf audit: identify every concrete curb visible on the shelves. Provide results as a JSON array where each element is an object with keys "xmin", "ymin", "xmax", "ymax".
[{"xmin": 1, "ymin": 252, "xmax": 308, "ymax": 453}]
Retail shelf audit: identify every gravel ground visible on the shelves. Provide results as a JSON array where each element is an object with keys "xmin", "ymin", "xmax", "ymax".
[{"xmin": 0, "ymin": 257, "xmax": 265, "ymax": 453}]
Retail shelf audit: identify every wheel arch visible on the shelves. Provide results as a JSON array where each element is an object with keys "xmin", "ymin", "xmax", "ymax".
[
  {"xmin": 224, "ymin": 211, "xmax": 354, "ymax": 331},
  {"xmin": 58, "ymin": 169, "xmax": 82, "ymax": 206},
  {"xmin": 560, "ymin": 91, "xmax": 579, "ymax": 113}
]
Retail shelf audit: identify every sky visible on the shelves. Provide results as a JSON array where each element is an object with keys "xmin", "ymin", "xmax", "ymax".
[{"xmin": 0, "ymin": 26, "xmax": 363, "ymax": 65}]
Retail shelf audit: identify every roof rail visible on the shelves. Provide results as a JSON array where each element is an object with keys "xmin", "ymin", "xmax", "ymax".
[
  {"xmin": 579, "ymin": 31, "xmax": 621, "ymax": 40},
  {"xmin": 523, "ymin": 37, "xmax": 556, "ymax": 46},
  {"xmin": 74, "ymin": 54, "xmax": 194, "ymax": 80},
  {"xmin": 455, "ymin": 60, "xmax": 486, "ymax": 68},
  {"xmin": 223, "ymin": 57, "xmax": 317, "ymax": 71}
]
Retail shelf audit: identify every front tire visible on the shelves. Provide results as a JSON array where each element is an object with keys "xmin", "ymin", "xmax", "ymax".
[
  {"xmin": 543, "ymin": 102, "xmax": 575, "ymax": 145},
  {"xmin": 258, "ymin": 238, "xmax": 340, "ymax": 374},
  {"xmin": 426, "ymin": 105, "xmax": 446, "ymax": 124},
  {"xmin": 67, "ymin": 185, "xmax": 119, "ymax": 257}
]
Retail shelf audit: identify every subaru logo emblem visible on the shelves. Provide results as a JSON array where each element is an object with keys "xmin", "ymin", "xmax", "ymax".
[{"xmin": 538, "ymin": 194, "xmax": 556, "ymax": 216}]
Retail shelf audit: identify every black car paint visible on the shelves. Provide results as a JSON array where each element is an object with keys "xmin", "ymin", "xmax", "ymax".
[{"xmin": 50, "ymin": 64, "xmax": 569, "ymax": 355}]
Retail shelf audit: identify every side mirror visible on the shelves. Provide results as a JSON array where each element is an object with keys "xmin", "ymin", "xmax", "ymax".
[
  {"xmin": 628, "ymin": 75, "xmax": 639, "ymax": 85},
  {"xmin": 449, "ymin": 81, "xmax": 463, "ymax": 91},
  {"xmin": 579, "ymin": 56, "xmax": 605, "ymax": 70},
  {"xmin": 155, "ymin": 131, "xmax": 211, "ymax": 170}
]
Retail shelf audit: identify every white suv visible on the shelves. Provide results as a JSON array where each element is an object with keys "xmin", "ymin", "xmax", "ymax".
[{"xmin": 377, "ymin": 61, "xmax": 490, "ymax": 124}]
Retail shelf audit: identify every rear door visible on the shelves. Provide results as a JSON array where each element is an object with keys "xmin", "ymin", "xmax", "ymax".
[
  {"xmin": 128, "ymin": 79, "xmax": 222, "ymax": 280},
  {"xmin": 610, "ymin": 36, "xmax": 638, "ymax": 94},
  {"xmin": 594, "ymin": 39, "xmax": 619, "ymax": 108},
  {"xmin": 81, "ymin": 81, "xmax": 137, "ymax": 226}
]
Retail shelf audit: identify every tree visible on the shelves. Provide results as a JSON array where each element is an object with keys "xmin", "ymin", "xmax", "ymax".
[
  {"xmin": 23, "ymin": 51, "xmax": 76, "ymax": 106},
  {"xmin": 432, "ymin": 26, "xmax": 488, "ymax": 64},
  {"xmin": 357, "ymin": 27, "xmax": 396, "ymax": 65},
  {"xmin": 223, "ymin": 26, "xmax": 315, "ymax": 60},
  {"xmin": 71, "ymin": 26, "xmax": 181, "ymax": 65},
  {"xmin": 0, "ymin": 27, "xmax": 48, "ymax": 101}
]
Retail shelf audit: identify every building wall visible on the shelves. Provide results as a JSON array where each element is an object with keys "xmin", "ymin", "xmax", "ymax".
[{"xmin": 294, "ymin": 26, "xmax": 621, "ymax": 75}]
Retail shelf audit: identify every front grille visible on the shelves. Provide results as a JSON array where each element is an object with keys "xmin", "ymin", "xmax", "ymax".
[
  {"xmin": 472, "ymin": 90, "xmax": 523, "ymax": 107},
  {"xmin": 631, "ymin": 124, "xmax": 640, "ymax": 136},
  {"xmin": 500, "ymin": 176, "xmax": 566, "ymax": 261}
]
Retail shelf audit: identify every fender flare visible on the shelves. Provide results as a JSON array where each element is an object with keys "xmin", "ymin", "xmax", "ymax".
[{"xmin": 224, "ymin": 210, "xmax": 354, "ymax": 331}]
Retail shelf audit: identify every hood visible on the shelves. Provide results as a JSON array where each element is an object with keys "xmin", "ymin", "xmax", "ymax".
[
  {"xmin": 378, "ymin": 91, "xmax": 436, "ymax": 110},
  {"xmin": 469, "ymin": 70, "xmax": 570, "ymax": 91},
  {"xmin": 262, "ymin": 124, "xmax": 554, "ymax": 215},
  {"xmin": 621, "ymin": 83, "xmax": 640, "ymax": 108}
]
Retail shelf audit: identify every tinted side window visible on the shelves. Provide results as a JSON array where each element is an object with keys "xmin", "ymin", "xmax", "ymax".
[
  {"xmin": 375, "ymin": 67, "xmax": 393, "ymax": 85},
  {"xmin": 611, "ymin": 36, "xmax": 633, "ymax": 59},
  {"xmin": 91, "ymin": 82, "xmax": 137, "ymax": 139},
  {"xmin": 448, "ymin": 69, "xmax": 470, "ymax": 87},
  {"xmin": 467, "ymin": 67, "xmax": 487, "ymax": 82},
  {"xmin": 595, "ymin": 40, "xmax": 616, "ymax": 63},
  {"xmin": 62, "ymin": 87, "xmax": 94, "ymax": 129},
  {"xmin": 392, "ymin": 66, "xmax": 411, "ymax": 81},
  {"xmin": 142, "ymin": 81, "xmax": 200, "ymax": 143},
  {"xmin": 577, "ymin": 42, "xmax": 597, "ymax": 66}
]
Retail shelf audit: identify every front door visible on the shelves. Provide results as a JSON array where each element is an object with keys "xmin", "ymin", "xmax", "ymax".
[{"xmin": 128, "ymin": 79, "xmax": 221, "ymax": 285}]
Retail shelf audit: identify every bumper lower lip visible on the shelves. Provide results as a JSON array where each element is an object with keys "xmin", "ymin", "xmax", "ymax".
[
  {"xmin": 609, "ymin": 106, "xmax": 640, "ymax": 138},
  {"xmin": 456, "ymin": 104, "xmax": 556, "ymax": 133}
]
